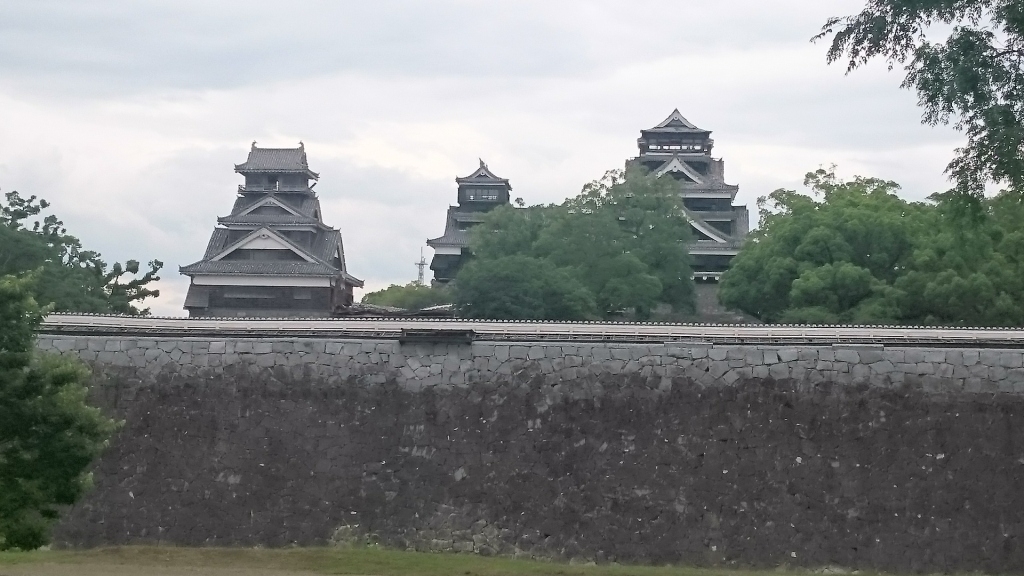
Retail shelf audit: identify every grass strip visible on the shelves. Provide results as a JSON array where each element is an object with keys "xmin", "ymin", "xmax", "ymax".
[{"xmin": 0, "ymin": 546, "xmax": 825, "ymax": 576}]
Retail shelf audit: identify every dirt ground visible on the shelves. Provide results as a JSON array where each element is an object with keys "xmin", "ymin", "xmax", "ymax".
[{"xmin": 0, "ymin": 564, "xmax": 327, "ymax": 576}]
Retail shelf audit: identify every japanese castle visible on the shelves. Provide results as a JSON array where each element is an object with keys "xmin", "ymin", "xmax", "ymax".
[
  {"xmin": 180, "ymin": 143, "xmax": 363, "ymax": 317},
  {"xmin": 633, "ymin": 109, "xmax": 749, "ymax": 281},
  {"xmin": 427, "ymin": 160, "xmax": 512, "ymax": 283},
  {"xmin": 425, "ymin": 110, "xmax": 749, "ymax": 286}
]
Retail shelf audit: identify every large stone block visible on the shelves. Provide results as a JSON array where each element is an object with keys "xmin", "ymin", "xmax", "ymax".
[
  {"xmin": 709, "ymin": 361, "xmax": 729, "ymax": 379},
  {"xmin": 1000, "ymin": 353, "xmax": 1023, "ymax": 368},
  {"xmin": 869, "ymin": 360, "xmax": 895, "ymax": 374},
  {"xmin": 777, "ymin": 348, "xmax": 798, "ymax": 362},
  {"xmin": 610, "ymin": 348, "xmax": 631, "ymax": 361},
  {"xmin": 769, "ymin": 363, "xmax": 789, "ymax": 379},
  {"xmin": 858, "ymin": 350, "xmax": 884, "ymax": 364},
  {"xmin": 834, "ymin": 348, "xmax": 860, "ymax": 364},
  {"xmin": 53, "ymin": 339, "xmax": 76, "ymax": 352}
]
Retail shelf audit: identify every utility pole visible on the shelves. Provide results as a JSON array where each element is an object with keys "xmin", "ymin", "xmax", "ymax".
[{"xmin": 414, "ymin": 248, "xmax": 427, "ymax": 285}]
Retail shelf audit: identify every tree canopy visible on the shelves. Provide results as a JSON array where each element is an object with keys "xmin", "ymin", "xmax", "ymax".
[
  {"xmin": 454, "ymin": 168, "xmax": 694, "ymax": 320},
  {"xmin": 0, "ymin": 190, "xmax": 162, "ymax": 315},
  {"xmin": 0, "ymin": 274, "xmax": 119, "ymax": 550},
  {"xmin": 818, "ymin": 0, "xmax": 1024, "ymax": 201},
  {"xmin": 360, "ymin": 282, "xmax": 453, "ymax": 310},
  {"xmin": 720, "ymin": 167, "xmax": 1024, "ymax": 325}
]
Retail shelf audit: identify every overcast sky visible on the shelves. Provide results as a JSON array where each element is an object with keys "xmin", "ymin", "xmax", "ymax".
[{"xmin": 0, "ymin": 1, "xmax": 963, "ymax": 316}]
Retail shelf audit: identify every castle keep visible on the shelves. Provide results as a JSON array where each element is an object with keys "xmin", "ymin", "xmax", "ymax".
[
  {"xmin": 427, "ymin": 160, "xmax": 512, "ymax": 283},
  {"xmin": 180, "ymin": 143, "xmax": 362, "ymax": 317},
  {"xmin": 633, "ymin": 109, "xmax": 750, "ymax": 281}
]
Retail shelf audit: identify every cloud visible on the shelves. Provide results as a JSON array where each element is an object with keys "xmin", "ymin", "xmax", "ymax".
[{"xmin": 0, "ymin": 1, "xmax": 967, "ymax": 317}]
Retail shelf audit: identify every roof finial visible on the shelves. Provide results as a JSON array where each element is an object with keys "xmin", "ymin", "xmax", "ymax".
[
  {"xmin": 479, "ymin": 158, "xmax": 487, "ymax": 169},
  {"xmin": 251, "ymin": 140, "xmax": 257, "ymax": 149},
  {"xmin": 299, "ymin": 140, "xmax": 304, "ymax": 149}
]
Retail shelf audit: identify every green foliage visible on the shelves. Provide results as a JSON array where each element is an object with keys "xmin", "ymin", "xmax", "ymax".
[
  {"xmin": 0, "ymin": 274, "xmax": 119, "ymax": 550},
  {"xmin": 720, "ymin": 167, "xmax": 1024, "ymax": 325},
  {"xmin": 818, "ymin": 0, "xmax": 1024, "ymax": 200},
  {"xmin": 456, "ymin": 255, "xmax": 597, "ymax": 320},
  {"xmin": 0, "ymin": 190, "xmax": 162, "ymax": 315},
  {"xmin": 360, "ymin": 282, "xmax": 452, "ymax": 310},
  {"xmin": 455, "ymin": 168, "xmax": 694, "ymax": 320}
]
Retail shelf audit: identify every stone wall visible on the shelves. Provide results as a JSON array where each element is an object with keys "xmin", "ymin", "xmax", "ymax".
[{"xmin": 37, "ymin": 335, "xmax": 1024, "ymax": 572}]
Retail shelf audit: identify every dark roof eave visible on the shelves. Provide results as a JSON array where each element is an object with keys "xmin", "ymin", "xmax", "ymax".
[
  {"xmin": 216, "ymin": 217, "xmax": 321, "ymax": 225},
  {"xmin": 455, "ymin": 177, "xmax": 512, "ymax": 189},
  {"xmin": 427, "ymin": 238, "xmax": 468, "ymax": 248},
  {"xmin": 179, "ymin": 268, "xmax": 339, "ymax": 278},
  {"xmin": 641, "ymin": 128, "xmax": 712, "ymax": 137},
  {"xmin": 234, "ymin": 166, "xmax": 320, "ymax": 179}
]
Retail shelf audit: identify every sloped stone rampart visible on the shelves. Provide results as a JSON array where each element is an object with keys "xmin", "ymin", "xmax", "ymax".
[{"xmin": 35, "ymin": 336, "xmax": 1024, "ymax": 572}]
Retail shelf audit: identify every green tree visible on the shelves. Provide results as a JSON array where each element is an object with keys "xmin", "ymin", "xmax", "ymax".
[
  {"xmin": 360, "ymin": 282, "xmax": 453, "ymax": 310},
  {"xmin": 721, "ymin": 167, "xmax": 1024, "ymax": 326},
  {"xmin": 0, "ymin": 274, "xmax": 119, "ymax": 550},
  {"xmin": 0, "ymin": 190, "xmax": 162, "ymax": 315},
  {"xmin": 818, "ymin": 0, "xmax": 1024, "ymax": 200},
  {"xmin": 455, "ymin": 255, "xmax": 597, "ymax": 320},
  {"xmin": 468, "ymin": 204, "xmax": 554, "ymax": 261},
  {"xmin": 567, "ymin": 168, "xmax": 694, "ymax": 310},
  {"xmin": 720, "ymin": 168, "xmax": 927, "ymax": 323},
  {"xmin": 456, "ymin": 168, "xmax": 694, "ymax": 319}
]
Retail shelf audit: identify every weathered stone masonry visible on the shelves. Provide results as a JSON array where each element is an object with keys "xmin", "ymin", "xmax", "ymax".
[{"xmin": 37, "ymin": 335, "xmax": 1024, "ymax": 572}]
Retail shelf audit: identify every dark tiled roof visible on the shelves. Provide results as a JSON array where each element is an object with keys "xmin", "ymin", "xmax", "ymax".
[
  {"xmin": 678, "ymin": 182, "xmax": 740, "ymax": 193},
  {"xmin": 179, "ymin": 260, "xmax": 339, "ymax": 276},
  {"xmin": 310, "ymin": 228, "xmax": 342, "ymax": 262},
  {"xmin": 235, "ymin": 145, "xmax": 319, "ymax": 177},
  {"xmin": 427, "ymin": 207, "xmax": 471, "ymax": 248},
  {"xmin": 186, "ymin": 224, "xmax": 363, "ymax": 283},
  {"xmin": 203, "ymin": 229, "xmax": 231, "ymax": 259},
  {"xmin": 218, "ymin": 214, "xmax": 320, "ymax": 225},
  {"xmin": 451, "ymin": 211, "xmax": 488, "ymax": 224},
  {"xmin": 643, "ymin": 109, "xmax": 710, "ymax": 135},
  {"xmin": 456, "ymin": 159, "xmax": 511, "ymax": 187},
  {"xmin": 427, "ymin": 230, "xmax": 469, "ymax": 248},
  {"xmin": 229, "ymin": 193, "xmax": 320, "ymax": 218}
]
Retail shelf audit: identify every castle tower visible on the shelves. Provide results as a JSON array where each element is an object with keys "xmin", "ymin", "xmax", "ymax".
[
  {"xmin": 634, "ymin": 110, "xmax": 749, "ymax": 281},
  {"xmin": 426, "ymin": 160, "xmax": 512, "ymax": 283},
  {"xmin": 180, "ymin": 143, "xmax": 363, "ymax": 317}
]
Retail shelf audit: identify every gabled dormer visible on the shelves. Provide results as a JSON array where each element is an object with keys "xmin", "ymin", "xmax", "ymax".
[
  {"xmin": 653, "ymin": 157, "xmax": 706, "ymax": 183},
  {"xmin": 210, "ymin": 227, "xmax": 316, "ymax": 263}
]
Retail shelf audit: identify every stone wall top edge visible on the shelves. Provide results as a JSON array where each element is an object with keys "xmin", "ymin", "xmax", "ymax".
[{"xmin": 33, "ymin": 335, "xmax": 1024, "ymax": 353}]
